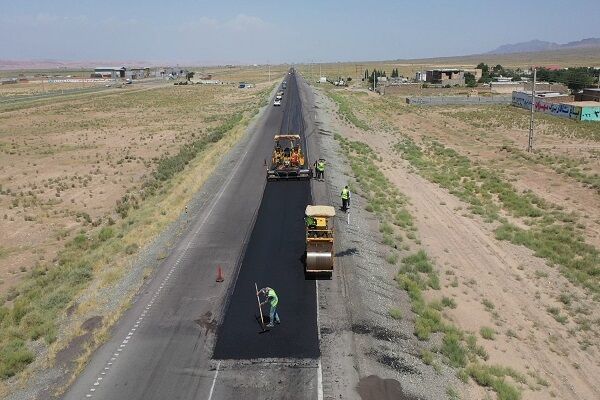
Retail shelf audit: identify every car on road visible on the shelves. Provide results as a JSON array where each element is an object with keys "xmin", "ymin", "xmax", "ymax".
[{"xmin": 273, "ymin": 98, "xmax": 281, "ymax": 106}]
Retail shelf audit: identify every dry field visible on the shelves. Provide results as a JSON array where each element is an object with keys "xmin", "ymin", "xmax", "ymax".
[
  {"xmin": 316, "ymin": 82, "xmax": 600, "ymax": 399},
  {"xmin": 0, "ymin": 75, "xmax": 277, "ymax": 383},
  {"xmin": 0, "ymin": 83, "xmax": 260, "ymax": 292},
  {"xmin": 296, "ymin": 47, "xmax": 600, "ymax": 84}
]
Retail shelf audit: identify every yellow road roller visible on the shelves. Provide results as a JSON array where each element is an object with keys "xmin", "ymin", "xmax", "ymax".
[{"xmin": 305, "ymin": 205, "xmax": 335, "ymax": 274}]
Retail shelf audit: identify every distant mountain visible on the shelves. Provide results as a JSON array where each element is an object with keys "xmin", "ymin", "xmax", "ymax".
[{"xmin": 488, "ymin": 38, "xmax": 600, "ymax": 54}]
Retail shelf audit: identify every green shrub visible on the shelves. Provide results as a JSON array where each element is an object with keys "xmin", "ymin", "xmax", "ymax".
[
  {"xmin": 0, "ymin": 338, "xmax": 34, "ymax": 379},
  {"xmin": 388, "ymin": 307, "xmax": 402, "ymax": 320},
  {"xmin": 480, "ymin": 326, "xmax": 495, "ymax": 340},
  {"xmin": 98, "ymin": 227, "xmax": 114, "ymax": 241},
  {"xmin": 421, "ymin": 349, "xmax": 434, "ymax": 365},
  {"xmin": 442, "ymin": 331, "xmax": 467, "ymax": 367},
  {"xmin": 442, "ymin": 296, "xmax": 457, "ymax": 309}
]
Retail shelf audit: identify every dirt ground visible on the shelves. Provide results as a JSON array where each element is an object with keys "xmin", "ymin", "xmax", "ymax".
[
  {"xmin": 318, "ymin": 84, "xmax": 600, "ymax": 399},
  {"xmin": 0, "ymin": 81, "xmax": 271, "ymax": 295}
]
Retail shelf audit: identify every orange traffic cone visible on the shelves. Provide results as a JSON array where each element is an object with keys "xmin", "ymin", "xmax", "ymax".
[{"xmin": 216, "ymin": 266, "xmax": 224, "ymax": 282}]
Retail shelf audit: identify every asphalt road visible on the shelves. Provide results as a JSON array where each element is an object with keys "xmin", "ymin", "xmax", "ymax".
[
  {"xmin": 213, "ymin": 72, "xmax": 318, "ymax": 360},
  {"xmin": 62, "ymin": 71, "xmax": 320, "ymax": 400}
]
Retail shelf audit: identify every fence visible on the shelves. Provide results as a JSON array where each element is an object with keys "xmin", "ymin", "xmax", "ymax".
[{"xmin": 406, "ymin": 96, "xmax": 512, "ymax": 105}]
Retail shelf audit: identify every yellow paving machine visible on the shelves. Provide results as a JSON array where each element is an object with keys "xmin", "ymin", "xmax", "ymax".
[
  {"xmin": 304, "ymin": 205, "xmax": 335, "ymax": 274},
  {"xmin": 267, "ymin": 134, "xmax": 312, "ymax": 180}
]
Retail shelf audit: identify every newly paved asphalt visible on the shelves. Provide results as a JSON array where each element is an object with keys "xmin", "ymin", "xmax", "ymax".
[
  {"xmin": 213, "ymin": 72, "xmax": 318, "ymax": 360},
  {"xmin": 62, "ymin": 71, "xmax": 319, "ymax": 400}
]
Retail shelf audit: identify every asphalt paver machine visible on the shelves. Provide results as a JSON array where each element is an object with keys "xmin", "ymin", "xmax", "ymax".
[{"xmin": 267, "ymin": 134, "xmax": 312, "ymax": 180}]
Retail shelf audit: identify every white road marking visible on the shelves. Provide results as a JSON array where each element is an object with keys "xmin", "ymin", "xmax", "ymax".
[
  {"xmin": 207, "ymin": 361, "xmax": 221, "ymax": 400},
  {"xmin": 315, "ymin": 280, "xmax": 324, "ymax": 400},
  {"xmin": 81, "ymin": 84, "xmax": 269, "ymax": 400}
]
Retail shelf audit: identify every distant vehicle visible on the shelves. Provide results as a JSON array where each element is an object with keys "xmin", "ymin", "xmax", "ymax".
[
  {"xmin": 273, "ymin": 99, "xmax": 281, "ymax": 106},
  {"xmin": 282, "ymin": 81, "xmax": 287, "ymax": 89},
  {"xmin": 125, "ymin": 79, "xmax": 132, "ymax": 85}
]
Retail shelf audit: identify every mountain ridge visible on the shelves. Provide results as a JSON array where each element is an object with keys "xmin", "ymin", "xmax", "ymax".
[{"xmin": 489, "ymin": 38, "xmax": 600, "ymax": 54}]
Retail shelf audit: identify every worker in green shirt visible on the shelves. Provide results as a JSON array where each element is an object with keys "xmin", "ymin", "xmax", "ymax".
[{"xmin": 258, "ymin": 286, "xmax": 280, "ymax": 327}]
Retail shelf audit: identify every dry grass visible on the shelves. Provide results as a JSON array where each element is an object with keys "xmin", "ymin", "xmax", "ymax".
[{"xmin": 0, "ymin": 76, "xmax": 274, "ymax": 381}]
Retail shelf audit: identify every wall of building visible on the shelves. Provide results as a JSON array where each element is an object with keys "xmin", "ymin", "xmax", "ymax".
[
  {"xmin": 581, "ymin": 106, "xmax": 600, "ymax": 121},
  {"xmin": 512, "ymin": 91, "xmax": 582, "ymax": 120},
  {"xmin": 575, "ymin": 89, "xmax": 600, "ymax": 102},
  {"xmin": 407, "ymin": 95, "xmax": 511, "ymax": 105}
]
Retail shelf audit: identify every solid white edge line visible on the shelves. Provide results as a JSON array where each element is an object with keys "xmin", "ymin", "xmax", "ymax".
[
  {"xmin": 315, "ymin": 280, "xmax": 323, "ymax": 400},
  {"xmin": 207, "ymin": 360, "xmax": 221, "ymax": 400}
]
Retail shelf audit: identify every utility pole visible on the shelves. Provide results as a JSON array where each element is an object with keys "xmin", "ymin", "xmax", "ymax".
[
  {"xmin": 527, "ymin": 68, "xmax": 537, "ymax": 152},
  {"xmin": 268, "ymin": 63, "xmax": 271, "ymax": 83}
]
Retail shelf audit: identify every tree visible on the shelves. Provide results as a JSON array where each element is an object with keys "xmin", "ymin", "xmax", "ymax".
[
  {"xmin": 565, "ymin": 68, "xmax": 594, "ymax": 92},
  {"xmin": 186, "ymin": 71, "xmax": 195, "ymax": 81},
  {"xmin": 476, "ymin": 63, "xmax": 491, "ymax": 83},
  {"xmin": 476, "ymin": 63, "xmax": 489, "ymax": 75},
  {"xmin": 492, "ymin": 64, "xmax": 504, "ymax": 74},
  {"xmin": 364, "ymin": 69, "xmax": 369, "ymax": 81},
  {"xmin": 464, "ymin": 72, "xmax": 477, "ymax": 87}
]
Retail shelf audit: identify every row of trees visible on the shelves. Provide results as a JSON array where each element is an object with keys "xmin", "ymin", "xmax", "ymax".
[
  {"xmin": 475, "ymin": 62, "xmax": 598, "ymax": 91},
  {"xmin": 364, "ymin": 69, "xmax": 387, "ymax": 84}
]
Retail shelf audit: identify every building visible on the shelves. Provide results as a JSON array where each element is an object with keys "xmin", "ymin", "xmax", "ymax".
[
  {"xmin": 575, "ymin": 88, "xmax": 600, "ymax": 102},
  {"xmin": 156, "ymin": 67, "xmax": 188, "ymax": 79},
  {"xmin": 494, "ymin": 75, "xmax": 513, "ymax": 83},
  {"xmin": 126, "ymin": 68, "xmax": 150, "ymax": 80},
  {"xmin": 512, "ymin": 91, "xmax": 600, "ymax": 121},
  {"xmin": 94, "ymin": 67, "xmax": 126, "ymax": 79},
  {"xmin": 425, "ymin": 69, "xmax": 465, "ymax": 86},
  {"xmin": 415, "ymin": 71, "xmax": 426, "ymax": 82}
]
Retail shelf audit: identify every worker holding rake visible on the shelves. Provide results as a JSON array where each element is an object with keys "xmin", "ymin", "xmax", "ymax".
[{"xmin": 257, "ymin": 286, "xmax": 280, "ymax": 328}]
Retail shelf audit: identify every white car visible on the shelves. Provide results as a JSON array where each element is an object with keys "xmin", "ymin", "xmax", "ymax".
[{"xmin": 273, "ymin": 99, "xmax": 281, "ymax": 106}]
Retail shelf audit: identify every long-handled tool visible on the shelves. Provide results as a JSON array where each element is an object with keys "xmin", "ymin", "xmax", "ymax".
[{"xmin": 255, "ymin": 283, "xmax": 269, "ymax": 333}]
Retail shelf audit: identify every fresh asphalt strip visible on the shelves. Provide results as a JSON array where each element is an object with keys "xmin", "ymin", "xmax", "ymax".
[{"xmin": 212, "ymin": 180, "xmax": 319, "ymax": 359}]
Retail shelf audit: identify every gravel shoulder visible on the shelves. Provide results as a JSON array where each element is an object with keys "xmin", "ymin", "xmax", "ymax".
[
  {"xmin": 298, "ymin": 77, "xmax": 466, "ymax": 400},
  {"xmin": 314, "ymin": 85, "xmax": 600, "ymax": 400}
]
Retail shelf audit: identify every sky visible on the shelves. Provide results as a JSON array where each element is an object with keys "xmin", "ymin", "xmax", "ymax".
[{"xmin": 1, "ymin": 0, "xmax": 599, "ymax": 65}]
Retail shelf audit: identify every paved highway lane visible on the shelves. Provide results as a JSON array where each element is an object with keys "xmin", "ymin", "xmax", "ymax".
[
  {"xmin": 62, "ymin": 71, "xmax": 320, "ymax": 400},
  {"xmin": 213, "ymin": 72, "xmax": 318, "ymax": 360}
]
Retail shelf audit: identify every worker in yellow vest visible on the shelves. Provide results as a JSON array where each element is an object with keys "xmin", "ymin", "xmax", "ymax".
[
  {"xmin": 258, "ymin": 286, "xmax": 280, "ymax": 327},
  {"xmin": 315, "ymin": 158, "xmax": 326, "ymax": 181},
  {"xmin": 341, "ymin": 185, "xmax": 351, "ymax": 212}
]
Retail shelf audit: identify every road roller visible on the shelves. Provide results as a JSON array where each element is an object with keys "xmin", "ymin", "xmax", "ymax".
[{"xmin": 304, "ymin": 205, "xmax": 335, "ymax": 275}]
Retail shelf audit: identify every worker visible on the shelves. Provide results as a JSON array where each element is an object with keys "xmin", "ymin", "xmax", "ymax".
[
  {"xmin": 315, "ymin": 159, "xmax": 325, "ymax": 181},
  {"xmin": 305, "ymin": 215, "xmax": 317, "ymax": 228},
  {"xmin": 341, "ymin": 185, "xmax": 351, "ymax": 212},
  {"xmin": 291, "ymin": 149, "xmax": 299, "ymax": 166},
  {"xmin": 258, "ymin": 287, "xmax": 280, "ymax": 327}
]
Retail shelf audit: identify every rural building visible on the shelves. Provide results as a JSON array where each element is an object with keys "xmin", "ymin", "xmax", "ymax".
[
  {"xmin": 425, "ymin": 69, "xmax": 465, "ymax": 86},
  {"xmin": 491, "ymin": 82, "xmax": 568, "ymax": 94},
  {"xmin": 156, "ymin": 67, "xmax": 188, "ymax": 79},
  {"xmin": 575, "ymin": 88, "xmax": 600, "ymax": 102},
  {"xmin": 512, "ymin": 91, "xmax": 600, "ymax": 121},
  {"xmin": 94, "ymin": 67, "xmax": 126, "ymax": 79},
  {"xmin": 126, "ymin": 68, "xmax": 150, "ymax": 80},
  {"xmin": 415, "ymin": 71, "xmax": 426, "ymax": 82}
]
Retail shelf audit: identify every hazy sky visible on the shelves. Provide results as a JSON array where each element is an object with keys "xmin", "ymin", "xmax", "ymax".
[{"xmin": 1, "ymin": 0, "xmax": 599, "ymax": 64}]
